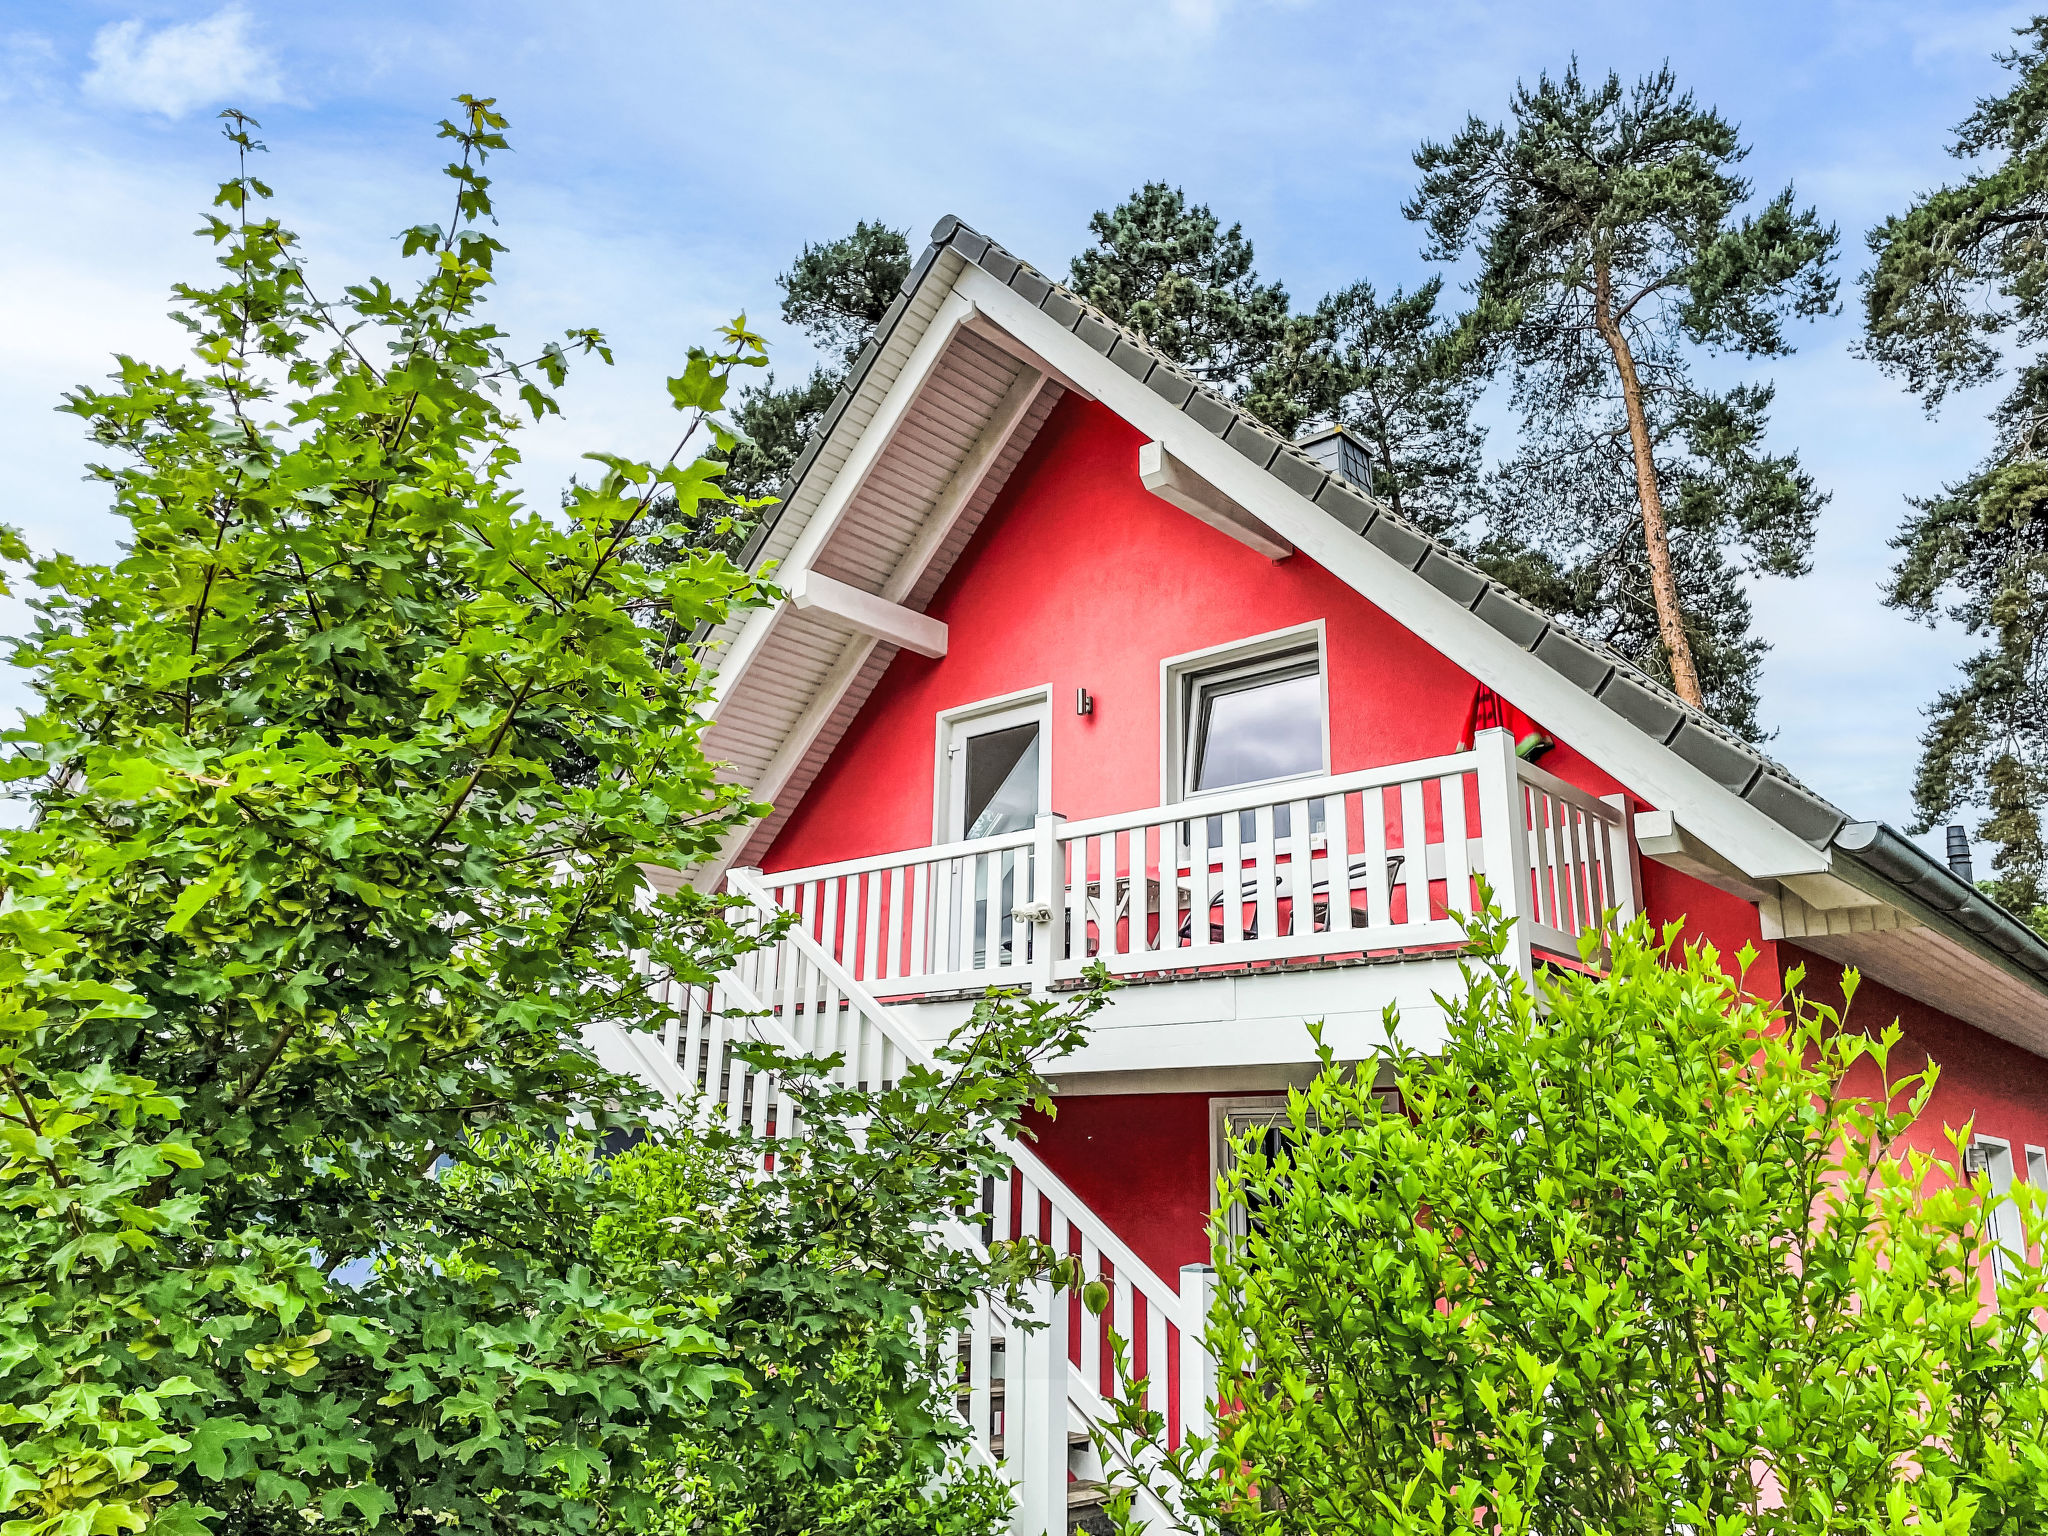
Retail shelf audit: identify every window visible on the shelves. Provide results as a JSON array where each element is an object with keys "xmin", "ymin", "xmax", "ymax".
[
  {"xmin": 1187, "ymin": 647, "xmax": 1324, "ymax": 795},
  {"xmin": 1212, "ymin": 1088, "xmax": 1397, "ymax": 1243},
  {"xmin": 961, "ymin": 722, "xmax": 1039, "ymax": 839},
  {"xmin": 1971, "ymin": 1136, "xmax": 2022, "ymax": 1280},
  {"xmin": 936, "ymin": 692, "xmax": 1051, "ymax": 969},
  {"xmin": 1165, "ymin": 628, "xmax": 1327, "ymax": 846}
]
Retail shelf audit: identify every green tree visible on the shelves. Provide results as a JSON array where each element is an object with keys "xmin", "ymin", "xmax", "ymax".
[
  {"xmin": 1093, "ymin": 908, "xmax": 2048, "ymax": 1534},
  {"xmin": 1070, "ymin": 183, "xmax": 1293, "ymax": 399},
  {"xmin": 722, "ymin": 221, "xmax": 910, "ymax": 504},
  {"xmin": 1483, "ymin": 380, "xmax": 1817, "ymax": 738},
  {"xmin": 0, "ymin": 103, "xmax": 1087, "ymax": 1536},
  {"xmin": 1409, "ymin": 62, "xmax": 1837, "ymax": 723},
  {"xmin": 1240, "ymin": 278, "xmax": 1486, "ymax": 536},
  {"xmin": 449, "ymin": 977, "xmax": 1109, "ymax": 1536},
  {"xmin": 1863, "ymin": 21, "xmax": 2048, "ymax": 924}
]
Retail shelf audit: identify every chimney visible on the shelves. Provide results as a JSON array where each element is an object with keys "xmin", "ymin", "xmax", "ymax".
[
  {"xmin": 1945, "ymin": 823, "xmax": 1974, "ymax": 884},
  {"xmin": 1294, "ymin": 424, "xmax": 1373, "ymax": 490}
]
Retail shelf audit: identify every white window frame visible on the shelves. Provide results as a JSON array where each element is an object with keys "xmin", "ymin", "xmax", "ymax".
[
  {"xmin": 1972, "ymin": 1134, "xmax": 2022, "ymax": 1279},
  {"xmin": 1209, "ymin": 1083, "xmax": 1396, "ymax": 1243},
  {"xmin": 934, "ymin": 686, "xmax": 1052, "ymax": 845},
  {"xmin": 1160, "ymin": 621, "xmax": 1329, "ymax": 811}
]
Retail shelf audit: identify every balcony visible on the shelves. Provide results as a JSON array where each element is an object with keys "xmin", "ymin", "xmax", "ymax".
[{"xmin": 738, "ymin": 731, "xmax": 1637, "ymax": 1044}]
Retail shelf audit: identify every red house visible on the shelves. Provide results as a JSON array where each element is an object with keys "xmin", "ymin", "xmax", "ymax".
[{"xmin": 596, "ymin": 219, "xmax": 2048, "ymax": 1532}]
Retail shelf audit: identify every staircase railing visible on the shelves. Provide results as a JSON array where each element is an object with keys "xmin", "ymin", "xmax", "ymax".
[{"xmin": 612, "ymin": 869, "xmax": 1204, "ymax": 1532}]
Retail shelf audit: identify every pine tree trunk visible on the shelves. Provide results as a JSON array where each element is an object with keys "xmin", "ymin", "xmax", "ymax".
[{"xmin": 1594, "ymin": 265, "xmax": 1704, "ymax": 710}]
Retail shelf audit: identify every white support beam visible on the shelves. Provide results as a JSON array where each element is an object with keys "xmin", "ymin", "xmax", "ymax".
[
  {"xmin": 1138, "ymin": 440, "xmax": 1293, "ymax": 561},
  {"xmin": 1633, "ymin": 809, "xmax": 1767, "ymax": 901},
  {"xmin": 788, "ymin": 568, "xmax": 948, "ymax": 658}
]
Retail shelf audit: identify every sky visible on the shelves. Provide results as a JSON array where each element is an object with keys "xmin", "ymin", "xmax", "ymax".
[{"xmin": 0, "ymin": 0, "xmax": 2038, "ymax": 859}]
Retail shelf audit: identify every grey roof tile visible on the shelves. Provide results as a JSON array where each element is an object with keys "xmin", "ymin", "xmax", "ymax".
[
  {"xmin": 1109, "ymin": 336, "xmax": 1155, "ymax": 383},
  {"xmin": 1226, "ymin": 417, "xmax": 1280, "ymax": 468},
  {"xmin": 1073, "ymin": 312, "xmax": 1119, "ymax": 354},
  {"xmin": 1597, "ymin": 671, "xmax": 1686, "ymax": 743},
  {"xmin": 1532, "ymin": 627, "xmax": 1616, "ymax": 694},
  {"xmin": 1474, "ymin": 587, "xmax": 1549, "ymax": 650},
  {"xmin": 1742, "ymin": 773, "xmax": 1848, "ymax": 845},
  {"xmin": 1010, "ymin": 266, "xmax": 1053, "ymax": 306},
  {"xmin": 1364, "ymin": 514, "xmax": 1430, "ymax": 569},
  {"xmin": 1268, "ymin": 450, "xmax": 1329, "ymax": 501},
  {"xmin": 948, "ymin": 227, "xmax": 990, "ymax": 264},
  {"xmin": 1418, "ymin": 549, "xmax": 1488, "ymax": 609},
  {"xmin": 981, "ymin": 246, "xmax": 1022, "ymax": 284},
  {"xmin": 1039, "ymin": 289, "xmax": 1083, "ymax": 329},
  {"xmin": 901, "ymin": 243, "xmax": 941, "ymax": 297},
  {"xmin": 1312, "ymin": 478, "xmax": 1378, "ymax": 533},
  {"xmin": 1184, "ymin": 392, "xmax": 1236, "ymax": 435},
  {"xmin": 1145, "ymin": 366, "xmax": 1197, "ymax": 409},
  {"xmin": 1669, "ymin": 722, "xmax": 1764, "ymax": 794}
]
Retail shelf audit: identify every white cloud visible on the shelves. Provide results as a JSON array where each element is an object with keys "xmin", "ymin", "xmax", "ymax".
[
  {"xmin": 81, "ymin": 7, "xmax": 281, "ymax": 119},
  {"xmin": 0, "ymin": 32, "xmax": 61, "ymax": 103}
]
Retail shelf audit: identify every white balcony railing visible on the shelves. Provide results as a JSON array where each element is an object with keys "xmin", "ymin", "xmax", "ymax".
[{"xmin": 750, "ymin": 728, "xmax": 1637, "ymax": 1001}]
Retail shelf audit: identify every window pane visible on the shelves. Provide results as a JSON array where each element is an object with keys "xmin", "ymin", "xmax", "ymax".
[
  {"xmin": 963, "ymin": 723, "xmax": 1039, "ymax": 838},
  {"xmin": 1195, "ymin": 671, "xmax": 1322, "ymax": 792}
]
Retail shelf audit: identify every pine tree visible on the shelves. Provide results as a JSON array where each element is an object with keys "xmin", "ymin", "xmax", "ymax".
[
  {"xmin": 722, "ymin": 221, "xmax": 911, "ymax": 504},
  {"xmin": 1408, "ymin": 62, "xmax": 1836, "ymax": 727},
  {"xmin": 1864, "ymin": 21, "xmax": 2048, "ymax": 924},
  {"xmin": 1247, "ymin": 277, "xmax": 1489, "ymax": 539},
  {"xmin": 1070, "ymin": 184, "xmax": 1292, "ymax": 398}
]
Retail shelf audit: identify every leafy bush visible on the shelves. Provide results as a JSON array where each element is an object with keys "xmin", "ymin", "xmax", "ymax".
[{"xmin": 1096, "ymin": 907, "xmax": 2048, "ymax": 1534}]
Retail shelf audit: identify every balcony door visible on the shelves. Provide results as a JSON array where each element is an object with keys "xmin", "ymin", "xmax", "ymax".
[{"xmin": 938, "ymin": 692, "xmax": 1050, "ymax": 970}]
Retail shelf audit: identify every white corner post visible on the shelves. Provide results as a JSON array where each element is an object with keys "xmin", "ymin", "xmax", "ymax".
[
  {"xmin": 1013, "ymin": 1276, "xmax": 1072, "ymax": 1536},
  {"xmin": 1178, "ymin": 1264, "xmax": 1217, "ymax": 1443},
  {"xmin": 1472, "ymin": 729, "xmax": 1534, "ymax": 982},
  {"xmin": 1030, "ymin": 812, "xmax": 1068, "ymax": 994}
]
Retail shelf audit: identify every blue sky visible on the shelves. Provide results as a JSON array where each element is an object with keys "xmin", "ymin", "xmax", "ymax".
[{"xmin": 0, "ymin": 0, "xmax": 2038, "ymax": 854}]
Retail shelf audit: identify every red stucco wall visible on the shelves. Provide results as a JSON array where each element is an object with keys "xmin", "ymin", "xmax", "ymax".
[
  {"xmin": 765, "ymin": 393, "xmax": 1630, "ymax": 869},
  {"xmin": 1020, "ymin": 1092, "xmax": 1215, "ymax": 1283},
  {"xmin": 755, "ymin": 388, "xmax": 2047, "ymax": 1265},
  {"xmin": 1790, "ymin": 946, "xmax": 2048, "ymax": 1170}
]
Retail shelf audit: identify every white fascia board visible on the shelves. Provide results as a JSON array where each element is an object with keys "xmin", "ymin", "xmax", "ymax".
[
  {"xmin": 705, "ymin": 287, "xmax": 977, "ymax": 716},
  {"xmin": 789, "ymin": 568, "xmax": 949, "ymax": 657},
  {"xmin": 955, "ymin": 265, "xmax": 1830, "ymax": 881}
]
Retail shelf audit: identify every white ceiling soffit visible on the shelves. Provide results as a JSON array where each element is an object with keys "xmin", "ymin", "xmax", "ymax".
[
  {"xmin": 698, "ymin": 269, "xmax": 1064, "ymax": 878},
  {"xmin": 1787, "ymin": 924, "xmax": 2048, "ymax": 1060}
]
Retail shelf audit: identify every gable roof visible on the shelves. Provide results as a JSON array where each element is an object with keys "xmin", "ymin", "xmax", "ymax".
[{"xmin": 699, "ymin": 216, "xmax": 2048, "ymax": 1037}]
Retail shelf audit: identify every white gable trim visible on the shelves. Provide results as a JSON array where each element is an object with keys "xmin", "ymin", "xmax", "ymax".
[{"xmin": 952, "ymin": 265, "xmax": 1830, "ymax": 883}]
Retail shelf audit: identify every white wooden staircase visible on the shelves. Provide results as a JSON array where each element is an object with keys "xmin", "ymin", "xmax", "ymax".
[{"xmin": 588, "ymin": 869, "xmax": 1210, "ymax": 1536}]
